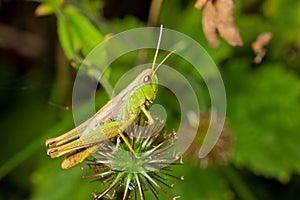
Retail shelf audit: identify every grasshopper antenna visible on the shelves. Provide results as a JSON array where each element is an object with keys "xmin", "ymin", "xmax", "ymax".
[
  {"xmin": 153, "ymin": 49, "xmax": 176, "ymax": 75},
  {"xmin": 151, "ymin": 25, "xmax": 163, "ymax": 70}
]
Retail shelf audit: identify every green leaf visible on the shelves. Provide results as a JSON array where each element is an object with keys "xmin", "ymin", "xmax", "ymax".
[
  {"xmin": 31, "ymin": 160, "xmax": 103, "ymax": 200},
  {"xmin": 261, "ymin": 0, "xmax": 300, "ymax": 59},
  {"xmin": 170, "ymin": 166, "xmax": 234, "ymax": 200},
  {"xmin": 262, "ymin": 0, "xmax": 300, "ymax": 38},
  {"xmin": 57, "ymin": 5, "xmax": 104, "ymax": 61},
  {"xmin": 224, "ymin": 61, "xmax": 300, "ymax": 182}
]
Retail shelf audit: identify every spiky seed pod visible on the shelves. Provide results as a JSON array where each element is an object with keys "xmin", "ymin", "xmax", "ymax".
[{"xmin": 81, "ymin": 116, "xmax": 183, "ymax": 200}]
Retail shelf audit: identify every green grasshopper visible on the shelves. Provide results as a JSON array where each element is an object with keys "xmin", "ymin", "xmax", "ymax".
[{"xmin": 46, "ymin": 26, "xmax": 175, "ymax": 169}]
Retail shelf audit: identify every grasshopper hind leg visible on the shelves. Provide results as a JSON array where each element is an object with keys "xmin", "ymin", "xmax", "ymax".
[
  {"xmin": 61, "ymin": 145, "xmax": 100, "ymax": 169},
  {"xmin": 45, "ymin": 129, "xmax": 78, "ymax": 148},
  {"xmin": 46, "ymin": 119, "xmax": 91, "ymax": 148}
]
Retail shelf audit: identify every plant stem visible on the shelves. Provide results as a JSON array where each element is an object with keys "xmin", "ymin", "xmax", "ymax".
[{"xmin": 147, "ymin": 0, "xmax": 163, "ymax": 26}]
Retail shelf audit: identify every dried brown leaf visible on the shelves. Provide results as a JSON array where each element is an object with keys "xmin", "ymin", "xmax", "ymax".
[
  {"xmin": 215, "ymin": 0, "xmax": 243, "ymax": 47},
  {"xmin": 194, "ymin": 0, "xmax": 207, "ymax": 10},
  {"xmin": 198, "ymin": 0, "xmax": 243, "ymax": 47},
  {"xmin": 202, "ymin": 1, "xmax": 220, "ymax": 48},
  {"xmin": 252, "ymin": 32, "xmax": 273, "ymax": 63},
  {"xmin": 252, "ymin": 32, "xmax": 272, "ymax": 53}
]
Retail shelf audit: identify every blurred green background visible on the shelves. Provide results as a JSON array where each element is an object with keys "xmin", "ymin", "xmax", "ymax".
[{"xmin": 1, "ymin": 0, "xmax": 300, "ymax": 199}]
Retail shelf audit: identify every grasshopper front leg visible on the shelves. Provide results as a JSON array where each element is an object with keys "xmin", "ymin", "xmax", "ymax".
[
  {"xmin": 140, "ymin": 104, "xmax": 154, "ymax": 125},
  {"xmin": 115, "ymin": 114, "xmax": 138, "ymax": 157},
  {"xmin": 118, "ymin": 130, "xmax": 137, "ymax": 157}
]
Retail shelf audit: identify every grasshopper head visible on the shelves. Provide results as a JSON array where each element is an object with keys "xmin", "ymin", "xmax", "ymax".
[{"xmin": 139, "ymin": 68, "xmax": 158, "ymax": 104}]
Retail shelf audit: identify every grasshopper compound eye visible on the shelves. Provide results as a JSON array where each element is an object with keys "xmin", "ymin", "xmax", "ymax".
[{"xmin": 143, "ymin": 75, "xmax": 152, "ymax": 85}]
